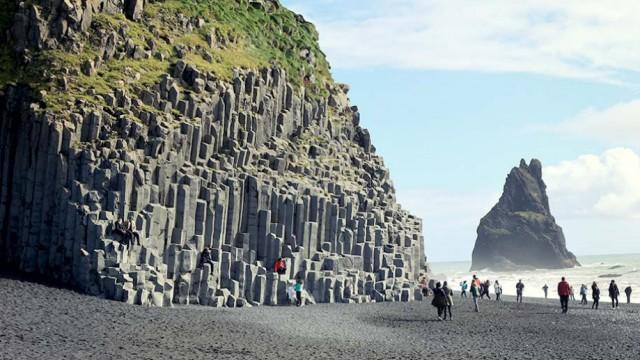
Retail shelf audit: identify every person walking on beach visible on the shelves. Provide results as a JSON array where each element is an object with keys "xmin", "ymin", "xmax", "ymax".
[
  {"xmin": 294, "ymin": 278, "xmax": 304, "ymax": 307},
  {"xmin": 542, "ymin": 284, "xmax": 549, "ymax": 299},
  {"xmin": 624, "ymin": 286, "xmax": 632, "ymax": 304},
  {"xmin": 470, "ymin": 281, "xmax": 480, "ymax": 312},
  {"xmin": 580, "ymin": 284, "xmax": 588, "ymax": 305},
  {"xmin": 481, "ymin": 280, "xmax": 491, "ymax": 299},
  {"xmin": 472, "ymin": 274, "xmax": 481, "ymax": 288},
  {"xmin": 609, "ymin": 280, "xmax": 620, "ymax": 308},
  {"xmin": 494, "ymin": 280, "xmax": 503, "ymax": 302},
  {"xmin": 591, "ymin": 281, "xmax": 600, "ymax": 310},
  {"xmin": 558, "ymin": 277, "xmax": 571, "ymax": 314},
  {"xmin": 460, "ymin": 280, "xmax": 468, "ymax": 298},
  {"xmin": 431, "ymin": 282, "xmax": 448, "ymax": 320},
  {"xmin": 443, "ymin": 281, "xmax": 454, "ymax": 320},
  {"xmin": 420, "ymin": 276, "xmax": 429, "ymax": 297},
  {"xmin": 569, "ymin": 286, "xmax": 575, "ymax": 301},
  {"xmin": 516, "ymin": 280, "xmax": 525, "ymax": 303}
]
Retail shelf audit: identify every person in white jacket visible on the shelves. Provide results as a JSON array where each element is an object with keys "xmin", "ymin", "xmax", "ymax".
[{"xmin": 494, "ymin": 280, "xmax": 503, "ymax": 302}]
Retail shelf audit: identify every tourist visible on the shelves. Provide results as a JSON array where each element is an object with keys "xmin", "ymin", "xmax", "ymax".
[
  {"xmin": 482, "ymin": 280, "xmax": 492, "ymax": 299},
  {"xmin": 494, "ymin": 280, "xmax": 502, "ymax": 302},
  {"xmin": 126, "ymin": 220, "xmax": 141, "ymax": 246},
  {"xmin": 470, "ymin": 281, "xmax": 480, "ymax": 312},
  {"xmin": 591, "ymin": 281, "xmax": 600, "ymax": 310},
  {"xmin": 557, "ymin": 277, "xmax": 571, "ymax": 314},
  {"xmin": 542, "ymin": 284, "xmax": 549, "ymax": 299},
  {"xmin": 113, "ymin": 219, "xmax": 141, "ymax": 249},
  {"xmin": 431, "ymin": 282, "xmax": 448, "ymax": 320},
  {"xmin": 294, "ymin": 278, "xmax": 304, "ymax": 307},
  {"xmin": 569, "ymin": 285, "xmax": 575, "ymax": 301},
  {"xmin": 472, "ymin": 274, "xmax": 481, "ymax": 288},
  {"xmin": 199, "ymin": 247, "xmax": 215, "ymax": 269},
  {"xmin": 580, "ymin": 284, "xmax": 588, "ymax": 305},
  {"xmin": 443, "ymin": 281, "xmax": 454, "ymax": 320},
  {"xmin": 459, "ymin": 280, "xmax": 468, "ymax": 298},
  {"xmin": 274, "ymin": 257, "xmax": 287, "ymax": 275},
  {"xmin": 609, "ymin": 280, "xmax": 620, "ymax": 308},
  {"xmin": 420, "ymin": 276, "xmax": 430, "ymax": 297},
  {"xmin": 624, "ymin": 286, "xmax": 632, "ymax": 304},
  {"xmin": 516, "ymin": 280, "xmax": 525, "ymax": 303},
  {"xmin": 287, "ymin": 284, "xmax": 297, "ymax": 305}
]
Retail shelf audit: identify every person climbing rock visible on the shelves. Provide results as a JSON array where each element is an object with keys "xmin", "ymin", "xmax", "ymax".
[
  {"xmin": 274, "ymin": 257, "xmax": 287, "ymax": 275},
  {"xmin": 558, "ymin": 277, "xmax": 571, "ymax": 314},
  {"xmin": 113, "ymin": 219, "xmax": 141, "ymax": 247},
  {"xmin": 591, "ymin": 281, "xmax": 600, "ymax": 310},
  {"xmin": 199, "ymin": 247, "xmax": 215, "ymax": 269}
]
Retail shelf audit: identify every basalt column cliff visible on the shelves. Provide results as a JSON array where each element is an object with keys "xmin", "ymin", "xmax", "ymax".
[
  {"xmin": 471, "ymin": 159, "xmax": 579, "ymax": 271},
  {"xmin": 0, "ymin": 0, "xmax": 426, "ymax": 306}
]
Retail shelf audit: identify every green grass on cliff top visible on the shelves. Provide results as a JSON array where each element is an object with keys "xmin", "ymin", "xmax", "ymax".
[{"xmin": 0, "ymin": 0, "xmax": 333, "ymax": 106}]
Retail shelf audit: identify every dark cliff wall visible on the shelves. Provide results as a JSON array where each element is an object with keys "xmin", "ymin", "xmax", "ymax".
[{"xmin": 0, "ymin": 0, "xmax": 426, "ymax": 306}]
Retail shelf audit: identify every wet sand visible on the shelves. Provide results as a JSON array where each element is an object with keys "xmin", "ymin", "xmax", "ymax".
[{"xmin": 1, "ymin": 275, "xmax": 639, "ymax": 359}]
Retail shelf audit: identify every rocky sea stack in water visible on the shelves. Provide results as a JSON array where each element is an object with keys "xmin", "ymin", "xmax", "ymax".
[
  {"xmin": 0, "ymin": 0, "xmax": 425, "ymax": 307},
  {"xmin": 471, "ymin": 159, "xmax": 579, "ymax": 271}
]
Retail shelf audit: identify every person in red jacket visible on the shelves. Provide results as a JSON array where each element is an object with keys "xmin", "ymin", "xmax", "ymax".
[
  {"xmin": 558, "ymin": 277, "xmax": 571, "ymax": 314},
  {"xmin": 274, "ymin": 257, "xmax": 287, "ymax": 275}
]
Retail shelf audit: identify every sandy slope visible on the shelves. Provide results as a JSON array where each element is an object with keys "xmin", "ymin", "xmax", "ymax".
[{"xmin": 1, "ymin": 275, "xmax": 639, "ymax": 360}]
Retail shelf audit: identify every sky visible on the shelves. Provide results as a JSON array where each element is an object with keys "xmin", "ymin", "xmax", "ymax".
[{"xmin": 282, "ymin": 0, "xmax": 640, "ymax": 262}]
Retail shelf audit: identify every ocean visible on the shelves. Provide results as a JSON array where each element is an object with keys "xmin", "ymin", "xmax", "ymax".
[{"xmin": 429, "ymin": 253, "xmax": 640, "ymax": 303}]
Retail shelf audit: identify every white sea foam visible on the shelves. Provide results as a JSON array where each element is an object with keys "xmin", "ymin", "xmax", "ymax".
[{"xmin": 429, "ymin": 254, "xmax": 640, "ymax": 303}]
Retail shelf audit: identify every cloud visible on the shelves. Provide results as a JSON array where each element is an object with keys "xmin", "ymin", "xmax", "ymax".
[
  {"xmin": 552, "ymin": 99, "xmax": 640, "ymax": 147},
  {"xmin": 286, "ymin": 0, "xmax": 640, "ymax": 84},
  {"xmin": 544, "ymin": 148, "xmax": 640, "ymax": 219}
]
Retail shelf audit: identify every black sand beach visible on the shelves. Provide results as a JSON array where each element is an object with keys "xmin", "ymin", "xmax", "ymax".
[{"xmin": 1, "ymin": 275, "xmax": 639, "ymax": 360}]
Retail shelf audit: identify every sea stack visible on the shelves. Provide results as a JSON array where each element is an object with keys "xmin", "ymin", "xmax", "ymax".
[{"xmin": 470, "ymin": 159, "xmax": 579, "ymax": 271}]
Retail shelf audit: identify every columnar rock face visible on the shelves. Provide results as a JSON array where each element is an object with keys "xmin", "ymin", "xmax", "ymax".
[
  {"xmin": 0, "ymin": 0, "xmax": 426, "ymax": 307},
  {"xmin": 470, "ymin": 159, "xmax": 579, "ymax": 271}
]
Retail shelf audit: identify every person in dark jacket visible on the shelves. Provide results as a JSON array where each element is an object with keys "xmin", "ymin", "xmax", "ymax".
[
  {"xmin": 591, "ymin": 282, "xmax": 600, "ymax": 310},
  {"xmin": 480, "ymin": 280, "xmax": 491, "ymax": 299},
  {"xmin": 442, "ymin": 281, "xmax": 454, "ymax": 321},
  {"xmin": 624, "ymin": 286, "xmax": 632, "ymax": 304},
  {"xmin": 557, "ymin": 277, "xmax": 571, "ymax": 314},
  {"xmin": 199, "ymin": 247, "xmax": 215, "ymax": 269},
  {"xmin": 609, "ymin": 280, "xmax": 620, "ymax": 308},
  {"xmin": 516, "ymin": 280, "xmax": 525, "ymax": 303},
  {"xmin": 431, "ymin": 282, "xmax": 448, "ymax": 321}
]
